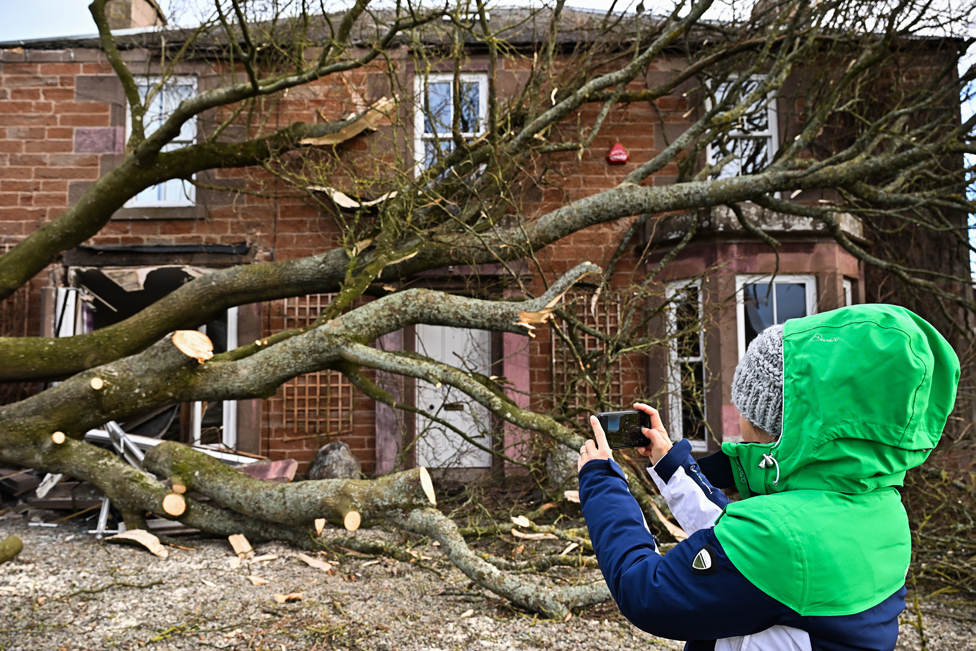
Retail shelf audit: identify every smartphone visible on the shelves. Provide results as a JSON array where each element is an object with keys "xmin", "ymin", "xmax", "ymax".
[{"xmin": 595, "ymin": 410, "xmax": 652, "ymax": 450}]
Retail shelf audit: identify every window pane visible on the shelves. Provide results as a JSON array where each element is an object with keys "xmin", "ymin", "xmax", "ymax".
[
  {"xmin": 775, "ymin": 283, "xmax": 808, "ymax": 323},
  {"xmin": 681, "ymin": 361, "xmax": 707, "ymax": 441},
  {"xmin": 423, "ymin": 138, "xmax": 455, "ymax": 170},
  {"xmin": 735, "ymin": 137, "xmax": 769, "ymax": 175},
  {"xmin": 675, "ymin": 286, "xmax": 701, "ymax": 359},
  {"xmin": 424, "ymin": 81, "xmax": 452, "ymax": 134},
  {"xmin": 459, "ymin": 81, "xmax": 480, "ymax": 133},
  {"xmin": 743, "ymin": 283, "xmax": 774, "ymax": 348}
]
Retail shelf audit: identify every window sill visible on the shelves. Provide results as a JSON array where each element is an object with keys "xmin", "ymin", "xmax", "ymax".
[{"xmin": 112, "ymin": 204, "xmax": 205, "ymax": 221}]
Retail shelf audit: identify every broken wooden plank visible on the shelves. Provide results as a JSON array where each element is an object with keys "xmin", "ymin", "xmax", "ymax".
[
  {"xmin": 296, "ymin": 552, "xmax": 334, "ymax": 571},
  {"xmin": 228, "ymin": 534, "xmax": 254, "ymax": 559},
  {"xmin": 106, "ymin": 530, "xmax": 169, "ymax": 558}
]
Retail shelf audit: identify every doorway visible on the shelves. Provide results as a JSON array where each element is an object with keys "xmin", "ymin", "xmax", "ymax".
[{"xmin": 414, "ymin": 325, "xmax": 492, "ymax": 469}]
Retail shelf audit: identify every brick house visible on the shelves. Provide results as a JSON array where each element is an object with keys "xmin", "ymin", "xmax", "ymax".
[{"xmin": 0, "ymin": 3, "xmax": 961, "ymax": 476}]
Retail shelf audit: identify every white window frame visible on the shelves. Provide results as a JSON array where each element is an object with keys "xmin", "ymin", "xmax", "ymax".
[
  {"xmin": 736, "ymin": 274, "xmax": 817, "ymax": 360},
  {"xmin": 125, "ymin": 76, "xmax": 198, "ymax": 208},
  {"xmin": 666, "ymin": 280, "xmax": 708, "ymax": 451},
  {"xmin": 843, "ymin": 278, "xmax": 853, "ymax": 307},
  {"xmin": 706, "ymin": 75, "xmax": 779, "ymax": 179},
  {"xmin": 190, "ymin": 306, "xmax": 239, "ymax": 449},
  {"xmin": 413, "ymin": 72, "xmax": 489, "ymax": 174}
]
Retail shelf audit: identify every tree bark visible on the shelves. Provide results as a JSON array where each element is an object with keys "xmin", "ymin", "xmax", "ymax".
[
  {"xmin": 390, "ymin": 508, "xmax": 610, "ymax": 620},
  {"xmin": 144, "ymin": 441, "xmax": 436, "ymax": 529}
]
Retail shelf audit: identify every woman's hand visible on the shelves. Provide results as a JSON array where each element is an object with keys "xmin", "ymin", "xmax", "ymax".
[
  {"xmin": 578, "ymin": 415, "xmax": 614, "ymax": 472},
  {"xmin": 633, "ymin": 403, "xmax": 672, "ymax": 465}
]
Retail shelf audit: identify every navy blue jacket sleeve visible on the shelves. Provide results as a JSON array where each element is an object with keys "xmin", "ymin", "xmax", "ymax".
[{"xmin": 578, "ymin": 458, "xmax": 788, "ymax": 641}]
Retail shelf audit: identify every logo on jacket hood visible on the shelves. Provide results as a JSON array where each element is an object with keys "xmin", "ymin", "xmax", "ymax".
[{"xmin": 810, "ymin": 333, "xmax": 839, "ymax": 342}]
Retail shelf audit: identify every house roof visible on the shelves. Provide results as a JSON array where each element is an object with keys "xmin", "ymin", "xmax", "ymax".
[{"xmin": 0, "ymin": 6, "xmax": 673, "ymax": 52}]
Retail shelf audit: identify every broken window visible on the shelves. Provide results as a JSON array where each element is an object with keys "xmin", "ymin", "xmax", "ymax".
[{"xmin": 58, "ymin": 266, "xmax": 239, "ymax": 447}]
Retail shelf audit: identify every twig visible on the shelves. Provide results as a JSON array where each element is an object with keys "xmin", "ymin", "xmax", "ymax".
[{"xmin": 56, "ymin": 580, "xmax": 163, "ymax": 601}]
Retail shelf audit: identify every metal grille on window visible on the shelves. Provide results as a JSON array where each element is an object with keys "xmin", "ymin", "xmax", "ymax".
[
  {"xmin": 278, "ymin": 294, "xmax": 354, "ymax": 436},
  {"xmin": 550, "ymin": 291, "xmax": 624, "ymax": 422}
]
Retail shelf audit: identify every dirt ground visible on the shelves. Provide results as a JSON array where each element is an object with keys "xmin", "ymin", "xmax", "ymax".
[{"xmin": 0, "ymin": 518, "xmax": 974, "ymax": 651}]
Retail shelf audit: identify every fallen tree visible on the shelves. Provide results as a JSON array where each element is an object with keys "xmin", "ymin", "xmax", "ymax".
[{"xmin": 0, "ymin": 0, "xmax": 974, "ymax": 619}]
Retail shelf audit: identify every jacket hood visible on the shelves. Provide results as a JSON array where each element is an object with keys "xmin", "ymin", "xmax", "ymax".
[{"xmin": 722, "ymin": 304, "xmax": 959, "ymax": 498}]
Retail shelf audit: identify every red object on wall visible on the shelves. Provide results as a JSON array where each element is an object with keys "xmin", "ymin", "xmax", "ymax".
[{"xmin": 607, "ymin": 143, "xmax": 629, "ymax": 165}]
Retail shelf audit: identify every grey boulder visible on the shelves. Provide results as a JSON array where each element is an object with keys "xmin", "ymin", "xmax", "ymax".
[{"xmin": 308, "ymin": 441, "xmax": 362, "ymax": 480}]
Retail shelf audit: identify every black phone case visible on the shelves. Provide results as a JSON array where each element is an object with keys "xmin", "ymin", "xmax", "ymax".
[{"xmin": 596, "ymin": 410, "xmax": 652, "ymax": 450}]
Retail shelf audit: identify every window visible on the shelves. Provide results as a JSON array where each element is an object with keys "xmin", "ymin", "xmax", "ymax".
[
  {"xmin": 666, "ymin": 281, "xmax": 708, "ymax": 450},
  {"xmin": 843, "ymin": 278, "xmax": 853, "ymax": 306},
  {"xmin": 413, "ymin": 72, "xmax": 488, "ymax": 171},
  {"xmin": 707, "ymin": 76, "xmax": 778, "ymax": 179},
  {"xmin": 736, "ymin": 275, "xmax": 817, "ymax": 358},
  {"xmin": 190, "ymin": 307, "xmax": 238, "ymax": 448},
  {"xmin": 126, "ymin": 76, "xmax": 197, "ymax": 207}
]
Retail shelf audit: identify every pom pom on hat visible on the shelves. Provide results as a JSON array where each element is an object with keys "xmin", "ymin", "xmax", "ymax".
[{"xmin": 732, "ymin": 324, "xmax": 784, "ymax": 438}]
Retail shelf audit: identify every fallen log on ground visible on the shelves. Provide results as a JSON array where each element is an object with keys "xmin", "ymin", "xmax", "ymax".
[
  {"xmin": 390, "ymin": 508, "xmax": 610, "ymax": 620},
  {"xmin": 144, "ymin": 441, "xmax": 435, "ymax": 531}
]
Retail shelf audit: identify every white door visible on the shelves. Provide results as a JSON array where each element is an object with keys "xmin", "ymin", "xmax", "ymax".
[{"xmin": 415, "ymin": 325, "xmax": 492, "ymax": 469}]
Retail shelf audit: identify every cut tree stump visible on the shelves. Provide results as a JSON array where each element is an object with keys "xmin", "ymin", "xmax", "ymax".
[
  {"xmin": 162, "ymin": 493, "xmax": 186, "ymax": 517},
  {"xmin": 172, "ymin": 330, "xmax": 213, "ymax": 364}
]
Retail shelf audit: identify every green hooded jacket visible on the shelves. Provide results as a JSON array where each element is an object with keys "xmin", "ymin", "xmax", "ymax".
[{"xmin": 713, "ymin": 304, "xmax": 959, "ymax": 616}]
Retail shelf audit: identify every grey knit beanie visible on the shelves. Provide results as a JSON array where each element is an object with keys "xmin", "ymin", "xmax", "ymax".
[{"xmin": 732, "ymin": 324, "xmax": 784, "ymax": 438}]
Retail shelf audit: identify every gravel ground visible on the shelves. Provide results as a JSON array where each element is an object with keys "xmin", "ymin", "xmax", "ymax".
[{"xmin": 0, "ymin": 518, "xmax": 973, "ymax": 651}]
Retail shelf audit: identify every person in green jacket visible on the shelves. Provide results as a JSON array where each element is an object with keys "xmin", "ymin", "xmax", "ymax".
[{"xmin": 577, "ymin": 304, "xmax": 960, "ymax": 649}]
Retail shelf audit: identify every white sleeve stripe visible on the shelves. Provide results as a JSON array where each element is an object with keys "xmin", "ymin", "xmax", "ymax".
[{"xmin": 647, "ymin": 465, "xmax": 724, "ymax": 535}]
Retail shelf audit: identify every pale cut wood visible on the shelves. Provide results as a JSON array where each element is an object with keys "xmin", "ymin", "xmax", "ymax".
[
  {"xmin": 419, "ymin": 467, "xmax": 435, "ymax": 505},
  {"xmin": 106, "ymin": 529, "xmax": 169, "ymax": 558},
  {"xmin": 172, "ymin": 330, "xmax": 214, "ymax": 364},
  {"xmin": 343, "ymin": 511, "xmax": 361, "ymax": 532},
  {"xmin": 171, "ymin": 483, "xmax": 186, "ymax": 494},
  {"xmin": 51, "ymin": 431, "xmax": 65, "ymax": 445},
  {"xmin": 314, "ymin": 518, "xmax": 325, "ymax": 535},
  {"xmin": 649, "ymin": 501, "xmax": 687, "ymax": 541},
  {"xmin": 89, "ymin": 377, "xmax": 104, "ymax": 390},
  {"xmin": 299, "ymin": 97, "xmax": 394, "ymax": 146},
  {"xmin": 273, "ymin": 592, "xmax": 302, "ymax": 604},
  {"xmin": 296, "ymin": 552, "xmax": 333, "ymax": 571},
  {"xmin": 511, "ymin": 529, "xmax": 558, "ymax": 541},
  {"xmin": 161, "ymin": 492, "xmax": 186, "ymax": 517},
  {"xmin": 228, "ymin": 533, "xmax": 254, "ymax": 559}
]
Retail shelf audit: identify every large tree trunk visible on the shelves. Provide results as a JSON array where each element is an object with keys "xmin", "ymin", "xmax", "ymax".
[{"xmin": 144, "ymin": 442, "xmax": 435, "ymax": 530}]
